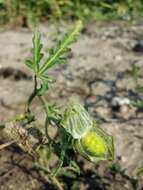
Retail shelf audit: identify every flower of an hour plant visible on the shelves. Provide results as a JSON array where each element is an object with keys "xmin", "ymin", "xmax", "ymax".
[
  {"xmin": 61, "ymin": 100, "xmax": 114, "ymax": 162},
  {"xmin": 74, "ymin": 123, "xmax": 114, "ymax": 162},
  {"xmin": 61, "ymin": 100, "xmax": 93, "ymax": 139}
]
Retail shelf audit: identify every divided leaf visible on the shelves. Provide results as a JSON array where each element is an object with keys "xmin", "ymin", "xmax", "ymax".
[
  {"xmin": 25, "ymin": 31, "xmax": 43, "ymax": 73},
  {"xmin": 38, "ymin": 20, "xmax": 83, "ymax": 75},
  {"xmin": 32, "ymin": 31, "xmax": 43, "ymax": 73},
  {"xmin": 25, "ymin": 60, "xmax": 34, "ymax": 69},
  {"xmin": 25, "ymin": 21, "xmax": 82, "ymax": 95},
  {"xmin": 37, "ymin": 81, "xmax": 49, "ymax": 96}
]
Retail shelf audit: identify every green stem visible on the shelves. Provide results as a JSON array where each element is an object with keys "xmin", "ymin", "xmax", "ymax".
[
  {"xmin": 38, "ymin": 96, "xmax": 61, "ymax": 125},
  {"xmin": 38, "ymin": 96, "xmax": 50, "ymax": 139},
  {"xmin": 38, "ymin": 96, "xmax": 57, "ymax": 147},
  {"xmin": 38, "ymin": 96, "xmax": 48, "ymax": 114},
  {"xmin": 34, "ymin": 164, "xmax": 64, "ymax": 190},
  {"xmin": 26, "ymin": 75, "xmax": 38, "ymax": 113},
  {"xmin": 38, "ymin": 96, "xmax": 67, "ymax": 177},
  {"xmin": 51, "ymin": 135, "xmax": 72, "ymax": 177},
  {"xmin": 51, "ymin": 149, "xmax": 65, "ymax": 177}
]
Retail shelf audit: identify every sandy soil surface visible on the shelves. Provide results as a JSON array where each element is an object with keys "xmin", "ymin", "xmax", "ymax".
[{"xmin": 0, "ymin": 21, "xmax": 143, "ymax": 190}]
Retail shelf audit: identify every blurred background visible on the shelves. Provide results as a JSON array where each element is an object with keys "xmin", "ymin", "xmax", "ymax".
[{"xmin": 0, "ymin": 0, "xmax": 143, "ymax": 190}]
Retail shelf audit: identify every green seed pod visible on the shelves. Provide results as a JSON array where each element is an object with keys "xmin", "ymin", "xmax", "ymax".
[
  {"xmin": 74, "ymin": 123, "xmax": 114, "ymax": 162},
  {"xmin": 61, "ymin": 100, "xmax": 93, "ymax": 139}
]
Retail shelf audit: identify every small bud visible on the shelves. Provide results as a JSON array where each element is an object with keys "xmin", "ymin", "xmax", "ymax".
[
  {"xmin": 61, "ymin": 100, "xmax": 93, "ymax": 139},
  {"xmin": 74, "ymin": 124, "xmax": 114, "ymax": 162}
]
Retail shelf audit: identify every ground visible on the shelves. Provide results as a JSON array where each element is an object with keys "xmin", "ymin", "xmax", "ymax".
[{"xmin": 0, "ymin": 21, "xmax": 143, "ymax": 190}]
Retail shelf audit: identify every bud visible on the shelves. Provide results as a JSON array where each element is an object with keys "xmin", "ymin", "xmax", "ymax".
[
  {"xmin": 61, "ymin": 100, "xmax": 93, "ymax": 139},
  {"xmin": 74, "ymin": 124, "xmax": 114, "ymax": 162}
]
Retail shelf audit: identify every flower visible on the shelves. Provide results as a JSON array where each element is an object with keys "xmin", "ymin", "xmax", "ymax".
[
  {"xmin": 61, "ymin": 100, "xmax": 114, "ymax": 162},
  {"xmin": 61, "ymin": 100, "xmax": 93, "ymax": 139},
  {"xmin": 74, "ymin": 124, "xmax": 114, "ymax": 162}
]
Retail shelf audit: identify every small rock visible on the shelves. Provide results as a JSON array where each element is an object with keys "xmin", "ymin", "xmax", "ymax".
[
  {"xmin": 91, "ymin": 82, "xmax": 110, "ymax": 96},
  {"xmin": 111, "ymin": 96, "xmax": 135, "ymax": 119},
  {"xmin": 111, "ymin": 97, "xmax": 130, "ymax": 107},
  {"xmin": 116, "ymin": 78, "xmax": 135, "ymax": 91},
  {"xmin": 114, "ymin": 55, "xmax": 123, "ymax": 62},
  {"xmin": 96, "ymin": 106, "xmax": 111, "ymax": 119}
]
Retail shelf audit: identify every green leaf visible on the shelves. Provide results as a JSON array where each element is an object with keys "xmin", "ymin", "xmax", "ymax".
[
  {"xmin": 39, "ymin": 74, "xmax": 55, "ymax": 83},
  {"xmin": 37, "ymin": 81, "xmax": 49, "ymax": 96},
  {"xmin": 37, "ymin": 75, "xmax": 55, "ymax": 95},
  {"xmin": 38, "ymin": 20, "xmax": 83, "ymax": 75},
  {"xmin": 132, "ymin": 100, "xmax": 143, "ymax": 108},
  {"xmin": 100, "ymin": 2, "xmax": 115, "ymax": 9},
  {"xmin": 32, "ymin": 31, "xmax": 43, "ymax": 73},
  {"xmin": 25, "ymin": 60, "xmax": 34, "ymax": 69},
  {"xmin": 69, "ymin": 160, "xmax": 80, "ymax": 175},
  {"xmin": 25, "ymin": 22, "xmax": 82, "ymax": 95}
]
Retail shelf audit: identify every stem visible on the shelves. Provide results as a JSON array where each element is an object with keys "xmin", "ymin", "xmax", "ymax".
[
  {"xmin": 38, "ymin": 96, "xmax": 57, "ymax": 147},
  {"xmin": 38, "ymin": 96, "xmax": 48, "ymax": 114},
  {"xmin": 51, "ymin": 149, "xmax": 65, "ymax": 177},
  {"xmin": 26, "ymin": 75, "xmax": 38, "ymax": 113},
  {"xmin": 51, "ymin": 136, "xmax": 72, "ymax": 177},
  {"xmin": 38, "ymin": 96, "xmax": 50, "ymax": 139},
  {"xmin": 51, "ymin": 175, "xmax": 64, "ymax": 190},
  {"xmin": 38, "ymin": 96, "xmax": 61, "ymax": 126},
  {"xmin": 38, "ymin": 96, "xmax": 67, "ymax": 177},
  {"xmin": 34, "ymin": 164, "xmax": 64, "ymax": 190},
  {"xmin": 51, "ymin": 137, "xmax": 71, "ymax": 176}
]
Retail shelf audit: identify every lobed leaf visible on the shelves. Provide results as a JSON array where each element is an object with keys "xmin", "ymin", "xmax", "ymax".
[
  {"xmin": 25, "ymin": 21, "xmax": 82, "ymax": 95},
  {"xmin": 25, "ymin": 60, "xmax": 34, "ymax": 69},
  {"xmin": 32, "ymin": 31, "xmax": 43, "ymax": 73},
  {"xmin": 38, "ymin": 20, "xmax": 83, "ymax": 75}
]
